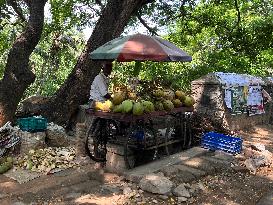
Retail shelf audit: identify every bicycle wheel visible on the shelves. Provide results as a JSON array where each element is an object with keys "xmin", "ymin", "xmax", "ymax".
[{"xmin": 85, "ymin": 118, "xmax": 107, "ymax": 162}]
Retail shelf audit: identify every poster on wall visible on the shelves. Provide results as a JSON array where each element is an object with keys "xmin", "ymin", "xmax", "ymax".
[
  {"xmin": 247, "ymin": 85, "xmax": 265, "ymax": 116},
  {"xmin": 216, "ymin": 72, "xmax": 266, "ymax": 116},
  {"xmin": 230, "ymin": 86, "xmax": 248, "ymax": 115}
]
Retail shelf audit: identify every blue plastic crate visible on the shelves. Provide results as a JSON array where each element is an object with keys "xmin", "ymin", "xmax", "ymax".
[
  {"xmin": 201, "ymin": 131, "xmax": 242, "ymax": 154},
  {"xmin": 17, "ymin": 117, "xmax": 47, "ymax": 132}
]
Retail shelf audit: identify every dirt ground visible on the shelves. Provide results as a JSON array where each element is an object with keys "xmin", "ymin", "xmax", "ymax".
[
  {"xmin": 191, "ymin": 124, "xmax": 273, "ymax": 205},
  {"xmin": 0, "ymin": 124, "xmax": 272, "ymax": 205}
]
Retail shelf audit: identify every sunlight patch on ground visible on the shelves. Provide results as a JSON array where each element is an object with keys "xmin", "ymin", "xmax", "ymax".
[
  {"xmin": 0, "ymin": 181, "xmax": 17, "ymax": 189},
  {"xmin": 74, "ymin": 193, "xmax": 125, "ymax": 205}
]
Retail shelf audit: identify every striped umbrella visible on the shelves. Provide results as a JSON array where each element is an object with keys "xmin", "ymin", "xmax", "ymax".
[{"xmin": 90, "ymin": 33, "xmax": 192, "ymax": 62}]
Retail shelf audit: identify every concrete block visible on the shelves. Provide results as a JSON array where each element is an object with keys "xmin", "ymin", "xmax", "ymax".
[
  {"xmin": 161, "ymin": 166, "xmax": 180, "ymax": 177},
  {"xmin": 182, "ymin": 157, "xmax": 216, "ymax": 174},
  {"xmin": 106, "ymin": 150, "xmax": 127, "ymax": 174},
  {"xmin": 200, "ymin": 156, "xmax": 232, "ymax": 171},
  {"xmin": 105, "ymin": 143, "xmax": 131, "ymax": 174},
  {"xmin": 175, "ymin": 164, "xmax": 206, "ymax": 178},
  {"xmin": 124, "ymin": 147, "xmax": 207, "ymax": 183},
  {"xmin": 173, "ymin": 171, "xmax": 196, "ymax": 183}
]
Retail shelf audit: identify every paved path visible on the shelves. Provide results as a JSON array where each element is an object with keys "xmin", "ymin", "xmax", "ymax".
[
  {"xmin": 257, "ymin": 191, "xmax": 273, "ymax": 205},
  {"xmin": 124, "ymin": 147, "xmax": 233, "ymax": 184}
]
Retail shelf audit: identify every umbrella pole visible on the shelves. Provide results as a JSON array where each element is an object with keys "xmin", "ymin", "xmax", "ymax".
[{"xmin": 133, "ymin": 61, "xmax": 142, "ymax": 77}]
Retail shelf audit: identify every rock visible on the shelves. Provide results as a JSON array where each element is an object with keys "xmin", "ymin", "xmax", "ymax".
[
  {"xmin": 196, "ymin": 182, "xmax": 206, "ymax": 191},
  {"xmin": 138, "ymin": 189, "xmax": 144, "ymax": 194},
  {"xmin": 134, "ymin": 193, "xmax": 140, "ymax": 198},
  {"xmin": 13, "ymin": 202, "xmax": 27, "ymax": 205},
  {"xmin": 244, "ymin": 159, "xmax": 257, "ymax": 173},
  {"xmin": 65, "ymin": 192, "xmax": 82, "ymax": 199},
  {"xmin": 158, "ymin": 195, "xmax": 168, "ymax": 200},
  {"xmin": 253, "ymin": 156, "xmax": 267, "ymax": 167},
  {"xmin": 232, "ymin": 165, "xmax": 250, "ymax": 173},
  {"xmin": 152, "ymin": 199, "xmax": 158, "ymax": 203},
  {"xmin": 100, "ymin": 184, "xmax": 122, "ymax": 194},
  {"xmin": 16, "ymin": 95, "xmax": 48, "ymax": 117},
  {"xmin": 173, "ymin": 170, "xmax": 196, "ymax": 183},
  {"xmin": 156, "ymin": 172, "xmax": 165, "ymax": 177},
  {"xmin": 260, "ymin": 150, "xmax": 273, "ymax": 165},
  {"xmin": 123, "ymin": 186, "xmax": 132, "ymax": 195},
  {"xmin": 173, "ymin": 184, "xmax": 191, "ymax": 198},
  {"xmin": 251, "ymin": 143, "xmax": 266, "ymax": 152},
  {"xmin": 177, "ymin": 196, "xmax": 188, "ymax": 203},
  {"xmin": 139, "ymin": 173, "xmax": 173, "ymax": 195},
  {"xmin": 235, "ymin": 154, "xmax": 246, "ymax": 161},
  {"xmin": 0, "ymin": 193, "xmax": 8, "ymax": 199},
  {"xmin": 161, "ymin": 166, "xmax": 179, "ymax": 177},
  {"xmin": 46, "ymin": 122, "xmax": 70, "ymax": 147}
]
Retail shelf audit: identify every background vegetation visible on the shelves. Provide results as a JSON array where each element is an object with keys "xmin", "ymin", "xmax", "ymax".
[{"xmin": 1, "ymin": 0, "xmax": 272, "ymax": 97}]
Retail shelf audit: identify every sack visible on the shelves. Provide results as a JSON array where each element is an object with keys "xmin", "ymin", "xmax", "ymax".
[{"xmin": 18, "ymin": 131, "xmax": 46, "ymax": 155}]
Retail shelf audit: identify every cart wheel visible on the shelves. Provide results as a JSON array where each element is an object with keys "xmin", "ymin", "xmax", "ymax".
[
  {"xmin": 106, "ymin": 120, "xmax": 120, "ymax": 143},
  {"xmin": 85, "ymin": 118, "xmax": 107, "ymax": 162},
  {"xmin": 124, "ymin": 126, "xmax": 158, "ymax": 169},
  {"xmin": 124, "ymin": 127, "xmax": 137, "ymax": 169}
]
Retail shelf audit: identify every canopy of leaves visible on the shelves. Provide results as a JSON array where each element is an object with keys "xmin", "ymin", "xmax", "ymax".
[
  {"xmin": 166, "ymin": 0, "xmax": 273, "ymax": 85},
  {"xmin": 1, "ymin": 0, "xmax": 273, "ymax": 97}
]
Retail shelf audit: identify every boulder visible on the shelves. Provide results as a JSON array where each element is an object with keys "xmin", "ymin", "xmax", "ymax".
[
  {"xmin": 46, "ymin": 122, "xmax": 69, "ymax": 147},
  {"xmin": 173, "ymin": 184, "xmax": 191, "ymax": 198},
  {"xmin": 139, "ymin": 173, "xmax": 173, "ymax": 195}
]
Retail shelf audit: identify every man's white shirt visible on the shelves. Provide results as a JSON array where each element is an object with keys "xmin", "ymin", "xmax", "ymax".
[{"xmin": 89, "ymin": 73, "xmax": 109, "ymax": 102}]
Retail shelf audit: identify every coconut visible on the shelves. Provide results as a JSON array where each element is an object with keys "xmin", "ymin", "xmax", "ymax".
[
  {"xmin": 154, "ymin": 101, "xmax": 164, "ymax": 111},
  {"xmin": 172, "ymin": 99, "xmax": 182, "ymax": 107},
  {"xmin": 175, "ymin": 90, "xmax": 186, "ymax": 101},
  {"xmin": 142, "ymin": 100, "xmax": 155, "ymax": 113},
  {"xmin": 184, "ymin": 96, "xmax": 195, "ymax": 107},
  {"xmin": 122, "ymin": 100, "xmax": 133, "ymax": 113},
  {"xmin": 112, "ymin": 92, "xmax": 126, "ymax": 105},
  {"xmin": 133, "ymin": 102, "xmax": 144, "ymax": 116},
  {"xmin": 113, "ymin": 104, "xmax": 123, "ymax": 113},
  {"xmin": 163, "ymin": 100, "xmax": 174, "ymax": 111},
  {"xmin": 163, "ymin": 89, "xmax": 175, "ymax": 100},
  {"xmin": 152, "ymin": 89, "xmax": 164, "ymax": 98}
]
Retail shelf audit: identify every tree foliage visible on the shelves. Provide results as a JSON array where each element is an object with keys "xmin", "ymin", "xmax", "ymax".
[
  {"xmin": 1, "ymin": 0, "xmax": 273, "ymax": 125},
  {"xmin": 167, "ymin": 0, "xmax": 273, "ymax": 85}
]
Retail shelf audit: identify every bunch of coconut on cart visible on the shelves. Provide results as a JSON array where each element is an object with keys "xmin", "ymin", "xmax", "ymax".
[{"xmin": 86, "ymin": 34, "xmax": 195, "ymax": 169}]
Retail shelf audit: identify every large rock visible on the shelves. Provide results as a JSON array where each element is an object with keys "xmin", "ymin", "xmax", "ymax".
[
  {"xmin": 16, "ymin": 95, "xmax": 48, "ymax": 117},
  {"xmin": 46, "ymin": 122, "xmax": 70, "ymax": 147},
  {"xmin": 139, "ymin": 173, "xmax": 173, "ymax": 195},
  {"xmin": 173, "ymin": 184, "xmax": 191, "ymax": 198}
]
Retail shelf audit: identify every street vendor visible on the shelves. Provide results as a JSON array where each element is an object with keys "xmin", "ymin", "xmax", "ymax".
[{"xmin": 89, "ymin": 61, "xmax": 112, "ymax": 108}]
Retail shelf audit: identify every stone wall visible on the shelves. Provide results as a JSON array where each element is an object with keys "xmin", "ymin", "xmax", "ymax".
[{"xmin": 191, "ymin": 73, "xmax": 273, "ymax": 131}]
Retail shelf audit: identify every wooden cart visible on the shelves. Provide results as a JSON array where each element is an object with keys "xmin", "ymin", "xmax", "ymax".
[{"xmin": 85, "ymin": 106, "xmax": 194, "ymax": 169}]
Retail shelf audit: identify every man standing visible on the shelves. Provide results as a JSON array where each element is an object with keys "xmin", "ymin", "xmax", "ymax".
[{"xmin": 89, "ymin": 61, "xmax": 112, "ymax": 108}]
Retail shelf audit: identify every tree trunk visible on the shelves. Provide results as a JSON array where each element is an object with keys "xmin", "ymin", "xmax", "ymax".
[
  {"xmin": 0, "ymin": 0, "xmax": 47, "ymax": 126},
  {"xmin": 40, "ymin": 0, "xmax": 153, "ymax": 126}
]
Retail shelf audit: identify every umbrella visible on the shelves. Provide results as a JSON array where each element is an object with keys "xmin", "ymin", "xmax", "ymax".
[{"xmin": 90, "ymin": 33, "xmax": 192, "ymax": 62}]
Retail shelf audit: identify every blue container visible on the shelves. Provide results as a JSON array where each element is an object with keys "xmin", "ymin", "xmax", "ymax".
[
  {"xmin": 132, "ymin": 130, "xmax": 145, "ymax": 141},
  {"xmin": 17, "ymin": 117, "xmax": 47, "ymax": 132},
  {"xmin": 201, "ymin": 131, "xmax": 242, "ymax": 154}
]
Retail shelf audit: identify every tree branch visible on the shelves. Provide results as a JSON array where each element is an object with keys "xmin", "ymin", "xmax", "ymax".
[
  {"xmin": 23, "ymin": 0, "xmax": 30, "ymax": 7},
  {"xmin": 7, "ymin": 0, "xmax": 26, "ymax": 22},
  {"xmin": 234, "ymin": 0, "xmax": 241, "ymax": 27},
  {"xmin": 95, "ymin": 0, "xmax": 103, "ymax": 7},
  {"xmin": 137, "ymin": 14, "xmax": 158, "ymax": 36}
]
